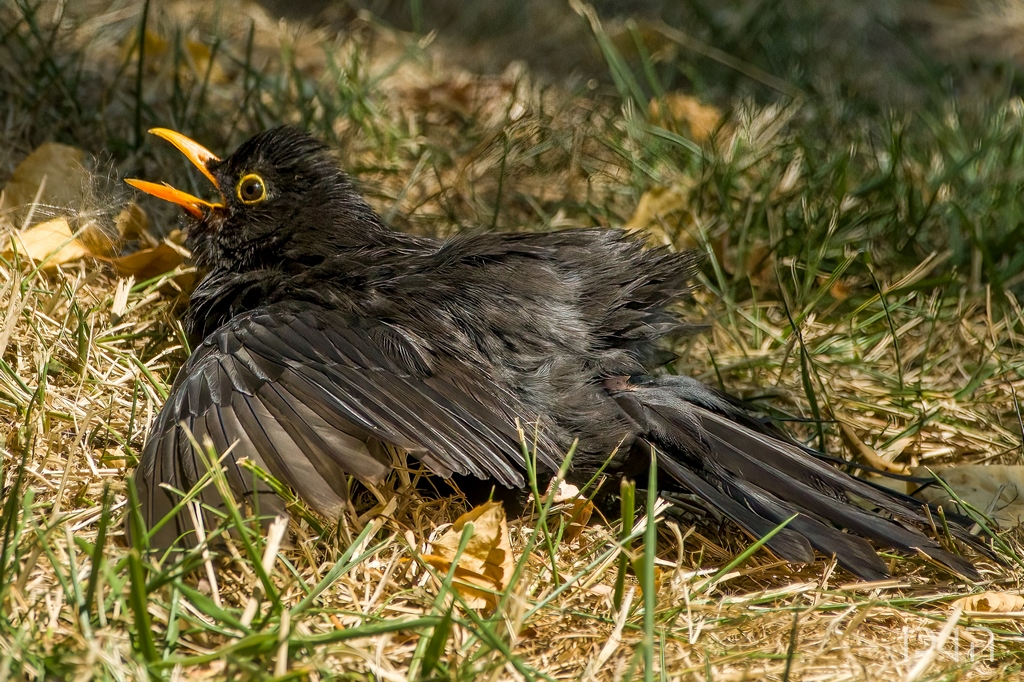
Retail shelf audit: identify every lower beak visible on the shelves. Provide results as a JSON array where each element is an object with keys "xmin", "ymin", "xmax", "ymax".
[
  {"xmin": 126, "ymin": 128, "xmax": 225, "ymax": 217},
  {"xmin": 125, "ymin": 179, "xmax": 219, "ymax": 219}
]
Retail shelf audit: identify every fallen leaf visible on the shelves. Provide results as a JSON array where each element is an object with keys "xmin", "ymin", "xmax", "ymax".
[
  {"xmin": 108, "ymin": 242, "xmax": 186, "ymax": 280},
  {"xmin": 115, "ymin": 202, "xmax": 157, "ymax": 247},
  {"xmin": 649, "ymin": 93, "xmax": 722, "ymax": 143},
  {"xmin": 629, "ymin": 554, "xmax": 664, "ymax": 598},
  {"xmin": 829, "ymin": 277, "xmax": 860, "ymax": 302},
  {"xmin": 912, "ymin": 464, "xmax": 1024, "ymax": 529},
  {"xmin": 408, "ymin": 75, "xmax": 479, "ymax": 121},
  {"xmin": 125, "ymin": 29, "xmax": 229, "ymax": 84},
  {"xmin": 866, "ymin": 474, "xmax": 913, "ymax": 497},
  {"xmin": 179, "ymin": 38, "xmax": 229, "ymax": 84},
  {"xmin": 78, "ymin": 220, "xmax": 122, "ymax": 258},
  {"xmin": 2, "ymin": 143, "xmax": 90, "ymax": 226},
  {"xmin": 952, "ymin": 592, "xmax": 1024, "ymax": 615},
  {"xmin": 3, "ymin": 217, "xmax": 90, "ymax": 266},
  {"xmin": 624, "ymin": 183, "xmax": 697, "ymax": 249},
  {"xmin": 546, "ymin": 481, "xmax": 594, "ymax": 543},
  {"xmin": 625, "ymin": 184, "xmax": 687, "ymax": 231},
  {"xmin": 421, "ymin": 501, "xmax": 514, "ymax": 609},
  {"xmin": 105, "ymin": 228, "xmax": 189, "ymax": 281},
  {"xmin": 715, "ymin": 236, "xmax": 776, "ymax": 290}
]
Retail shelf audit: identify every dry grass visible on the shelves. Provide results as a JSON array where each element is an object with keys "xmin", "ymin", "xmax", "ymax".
[{"xmin": 1, "ymin": 1, "xmax": 1024, "ymax": 680}]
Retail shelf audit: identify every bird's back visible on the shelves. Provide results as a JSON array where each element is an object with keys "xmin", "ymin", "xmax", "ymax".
[{"xmin": 320, "ymin": 227, "xmax": 703, "ymax": 457}]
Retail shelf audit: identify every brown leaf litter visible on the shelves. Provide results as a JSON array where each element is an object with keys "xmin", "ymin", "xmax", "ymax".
[
  {"xmin": 421, "ymin": 501, "xmax": 515, "ymax": 609},
  {"xmin": 1, "ymin": 142, "xmax": 191, "ymax": 283}
]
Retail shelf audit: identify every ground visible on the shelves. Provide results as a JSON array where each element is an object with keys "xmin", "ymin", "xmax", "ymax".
[{"xmin": 1, "ymin": 0, "xmax": 1023, "ymax": 679}]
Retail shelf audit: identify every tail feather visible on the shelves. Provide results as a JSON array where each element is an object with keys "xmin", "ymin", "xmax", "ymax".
[
  {"xmin": 658, "ymin": 456, "xmax": 815, "ymax": 564},
  {"xmin": 609, "ymin": 376, "xmax": 984, "ymax": 581},
  {"xmin": 709, "ymin": 467, "xmax": 890, "ymax": 580},
  {"xmin": 674, "ymin": 379, "xmax": 993, "ymax": 559},
  {"xmin": 698, "ymin": 425, "xmax": 980, "ymax": 578}
]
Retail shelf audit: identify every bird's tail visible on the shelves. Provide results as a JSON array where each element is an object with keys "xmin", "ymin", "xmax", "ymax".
[{"xmin": 607, "ymin": 375, "xmax": 987, "ymax": 581}]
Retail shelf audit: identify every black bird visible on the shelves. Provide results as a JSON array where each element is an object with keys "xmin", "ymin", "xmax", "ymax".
[{"xmin": 127, "ymin": 126, "xmax": 985, "ymax": 580}]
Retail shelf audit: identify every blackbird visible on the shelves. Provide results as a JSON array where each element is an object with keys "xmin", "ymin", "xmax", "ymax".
[{"xmin": 127, "ymin": 126, "xmax": 985, "ymax": 580}]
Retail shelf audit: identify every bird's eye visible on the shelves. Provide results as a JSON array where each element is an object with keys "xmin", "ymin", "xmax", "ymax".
[{"xmin": 236, "ymin": 173, "xmax": 266, "ymax": 204}]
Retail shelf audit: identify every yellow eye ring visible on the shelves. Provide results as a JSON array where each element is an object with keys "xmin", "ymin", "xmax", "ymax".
[{"xmin": 236, "ymin": 173, "xmax": 267, "ymax": 204}]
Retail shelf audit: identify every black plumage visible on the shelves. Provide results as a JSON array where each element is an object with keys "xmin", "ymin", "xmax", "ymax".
[{"xmin": 128, "ymin": 126, "xmax": 986, "ymax": 580}]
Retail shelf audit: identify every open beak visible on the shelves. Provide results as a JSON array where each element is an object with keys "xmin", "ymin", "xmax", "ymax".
[{"xmin": 126, "ymin": 128, "xmax": 225, "ymax": 219}]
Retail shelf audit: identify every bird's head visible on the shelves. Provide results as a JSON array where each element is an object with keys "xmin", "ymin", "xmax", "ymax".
[{"xmin": 127, "ymin": 126, "xmax": 387, "ymax": 271}]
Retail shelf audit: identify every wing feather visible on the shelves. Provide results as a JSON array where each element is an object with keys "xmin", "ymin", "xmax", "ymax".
[{"xmin": 135, "ymin": 302, "xmax": 535, "ymax": 548}]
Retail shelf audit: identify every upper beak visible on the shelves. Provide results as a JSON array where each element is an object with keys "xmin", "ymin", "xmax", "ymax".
[{"xmin": 126, "ymin": 128, "xmax": 225, "ymax": 219}]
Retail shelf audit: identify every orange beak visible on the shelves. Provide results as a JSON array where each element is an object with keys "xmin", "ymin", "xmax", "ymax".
[{"xmin": 126, "ymin": 128, "xmax": 225, "ymax": 219}]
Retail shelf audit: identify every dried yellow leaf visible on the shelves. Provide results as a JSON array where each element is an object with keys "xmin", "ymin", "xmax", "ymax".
[
  {"xmin": 2, "ymin": 143, "xmax": 90, "ymax": 225},
  {"xmin": 126, "ymin": 30, "xmax": 229, "ymax": 84},
  {"xmin": 4, "ymin": 217, "xmax": 90, "ymax": 266},
  {"xmin": 952, "ymin": 592, "xmax": 1024, "ymax": 615},
  {"xmin": 624, "ymin": 184, "xmax": 697, "ymax": 250},
  {"xmin": 108, "ymin": 242, "xmax": 186, "ymax": 280},
  {"xmin": 78, "ymin": 220, "xmax": 122, "ymax": 258},
  {"xmin": 913, "ymin": 464, "xmax": 1024, "ymax": 529},
  {"xmin": 115, "ymin": 202, "xmax": 157, "ymax": 247},
  {"xmin": 630, "ymin": 554, "xmax": 663, "ymax": 598},
  {"xmin": 546, "ymin": 481, "xmax": 594, "ymax": 543},
  {"xmin": 649, "ymin": 93, "xmax": 722, "ymax": 143},
  {"xmin": 421, "ymin": 501, "xmax": 514, "ymax": 609}
]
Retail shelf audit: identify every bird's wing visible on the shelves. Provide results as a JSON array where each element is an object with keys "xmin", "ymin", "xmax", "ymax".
[{"xmin": 135, "ymin": 302, "xmax": 534, "ymax": 549}]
